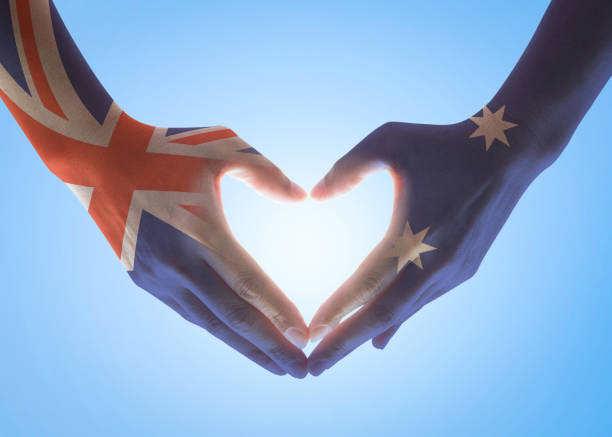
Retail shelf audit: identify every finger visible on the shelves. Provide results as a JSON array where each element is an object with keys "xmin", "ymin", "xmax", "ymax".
[
  {"xmin": 200, "ymin": 159, "xmax": 309, "ymax": 348},
  {"xmin": 309, "ymin": 242, "xmax": 398, "ymax": 343},
  {"xmin": 186, "ymin": 181, "xmax": 309, "ymax": 348},
  {"xmin": 308, "ymin": 276, "xmax": 435, "ymax": 376},
  {"xmin": 372, "ymin": 323, "xmax": 402, "ymax": 350},
  {"xmin": 371, "ymin": 300, "xmax": 431, "ymax": 350},
  {"xmin": 161, "ymin": 296, "xmax": 192, "ymax": 321},
  {"xmin": 205, "ymin": 230, "xmax": 310, "ymax": 349},
  {"xmin": 172, "ymin": 289, "xmax": 286, "ymax": 376},
  {"xmin": 309, "ymin": 177, "xmax": 435, "ymax": 343},
  {"xmin": 370, "ymin": 289, "xmax": 445, "ymax": 350},
  {"xmin": 184, "ymin": 257, "xmax": 308, "ymax": 378},
  {"xmin": 310, "ymin": 144, "xmax": 382, "ymax": 200},
  {"xmin": 225, "ymin": 158, "xmax": 306, "ymax": 203}
]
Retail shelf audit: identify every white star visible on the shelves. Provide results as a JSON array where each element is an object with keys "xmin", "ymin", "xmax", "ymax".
[
  {"xmin": 388, "ymin": 221, "xmax": 437, "ymax": 272},
  {"xmin": 469, "ymin": 105, "xmax": 518, "ymax": 151}
]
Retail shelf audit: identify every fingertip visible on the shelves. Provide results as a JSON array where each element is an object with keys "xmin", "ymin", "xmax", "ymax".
[
  {"xmin": 291, "ymin": 369, "xmax": 308, "ymax": 379},
  {"xmin": 309, "ymin": 324, "xmax": 331, "ymax": 344},
  {"xmin": 288, "ymin": 357, "xmax": 308, "ymax": 379},
  {"xmin": 308, "ymin": 359, "xmax": 328, "ymax": 376},
  {"xmin": 372, "ymin": 324, "xmax": 401, "ymax": 350},
  {"xmin": 269, "ymin": 366, "xmax": 288, "ymax": 376},
  {"xmin": 289, "ymin": 182, "xmax": 307, "ymax": 201},
  {"xmin": 272, "ymin": 181, "xmax": 306, "ymax": 203},
  {"xmin": 284, "ymin": 326, "xmax": 309, "ymax": 349},
  {"xmin": 371, "ymin": 337, "xmax": 387, "ymax": 350},
  {"xmin": 310, "ymin": 179, "xmax": 328, "ymax": 200}
]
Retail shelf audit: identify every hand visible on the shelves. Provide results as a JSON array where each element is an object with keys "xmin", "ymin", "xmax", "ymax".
[
  {"xmin": 115, "ymin": 120, "xmax": 309, "ymax": 378},
  {"xmin": 123, "ymin": 121, "xmax": 310, "ymax": 378},
  {"xmin": 0, "ymin": 0, "xmax": 309, "ymax": 377},
  {"xmin": 10, "ymin": 103, "xmax": 309, "ymax": 377},
  {"xmin": 307, "ymin": 109, "xmax": 545, "ymax": 375}
]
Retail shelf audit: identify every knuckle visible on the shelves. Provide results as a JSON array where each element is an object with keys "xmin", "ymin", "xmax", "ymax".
[
  {"xmin": 373, "ymin": 122, "xmax": 403, "ymax": 143},
  {"xmin": 247, "ymin": 348, "xmax": 270, "ymax": 363},
  {"xmin": 363, "ymin": 271, "xmax": 384, "ymax": 294},
  {"xmin": 234, "ymin": 272, "xmax": 263, "ymax": 301},
  {"xmin": 218, "ymin": 126, "xmax": 238, "ymax": 139},
  {"xmin": 162, "ymin": 297, "xmax": 187, "ymax": 316},
  {"xmin": 128, "ymin": 269, "xmax": 151, "ymax": 289},
  {"xmin": 458, "ymin": 256, "xmax": 483, "ymax": 283},
  {"xmin": 129, "ymin": 255, "xmax": 183, "ymax": 290},
  {"xmin": 369, "ymin": 302, "xmax": 396, "ymax": 327},
  {"xmin": 200, "ymin": 314, "xmax": 224, "ymax": 335},
  {"xmin": 379, "ymin": 121, "xmax": 400, "ymax": 132},
  {"xmin": 353, "ymin": 271, "xmax": 385, "ymax": 306},
  {"xmin": 429, "ymin": 289, "xmax": 446, "ymax": 302},
  {"xmin": 267, "ymin": 311, "xmax": 287, "ymax": 330},
  {"xmin": 462, "ymin": 265, "xmax": 479, "ymax": 281},
  {"xmin": 266, "ymin": 345, "xmax": 288, "ymax": 361},
  {"xmin": 271, "ymin": 166, "xmax": 284, "ymax": 179},
  {"xmin": 173, "ymin": 308, "xmax": 194, "ymax": 324},
  {"xmin": 224, "ymin": 305, "xmax": 256, "ymax": 333},
  {"xmin": 326, "ymin": 342, "xmax": 350, "ymax": 361},
  {"xmin": 265, "ymin": 165, "xmax": 285, "ymax": 184},
  {"xmin": 175, "ymin": 288, "xmax": 194, "ymax": 302}
]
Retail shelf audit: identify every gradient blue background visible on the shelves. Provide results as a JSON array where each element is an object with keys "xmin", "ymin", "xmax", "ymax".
[{"xmin": 1, "ymin": 0, "xmax": 610, "ymax": 435}]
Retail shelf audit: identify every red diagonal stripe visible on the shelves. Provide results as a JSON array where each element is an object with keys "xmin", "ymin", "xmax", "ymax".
[
  {"xmin": 169, "ymin": 128, "xmax": 236, "ymax": 145},
  {"xmin": 0, "ymin": 88, "xmax": 211, "ymax": 258},
  {"xmin": 17, "ymin": 0, "xmax": 67, "ymax": 119},
  {"xmin": 179, "ymin": 204, "xmax": 206, "ymax": 220}
]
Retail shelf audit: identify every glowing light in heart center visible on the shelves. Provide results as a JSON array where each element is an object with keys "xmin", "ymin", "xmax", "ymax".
[{"xmin": 221, "ymin": 171, "xmax": 393, "ymax": 324}]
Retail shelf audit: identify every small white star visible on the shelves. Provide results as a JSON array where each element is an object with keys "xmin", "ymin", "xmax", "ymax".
[
  {"xmin": 388, "ymin": 221, "xmax": 437, "ymax": 272},
  {"xmin": 469, "ymin": 105, "xmax": 518, "ymax": 151}
]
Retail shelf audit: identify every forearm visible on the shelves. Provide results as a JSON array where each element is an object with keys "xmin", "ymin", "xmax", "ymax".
[
  {"xmin": 489, "ymin": 0, "xmax": 612, "ymax": 165},
  {"xmin": 0, "ymin": 0, "xmax": 120, "ymax": 160}
]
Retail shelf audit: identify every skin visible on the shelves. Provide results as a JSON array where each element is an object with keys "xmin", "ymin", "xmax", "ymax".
[
  {"xmin": 0, "ymin": 0, "xmax": 309, "ymax": 377},
  {"xmin": 307, "ymin": 0, "xmax": 612, "ymax": 376},
  {"xmin": 2, "ymin": 0, "xmax": 610, "ymax": 379}
]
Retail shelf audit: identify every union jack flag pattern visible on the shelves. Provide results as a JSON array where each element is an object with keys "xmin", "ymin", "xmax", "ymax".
[
  {"xmin": 0, "ymin": 0, "xmax": 274, "ymax": 271},
  {"xmin": 0, "ymin": 0, "xmax": 312, "ymax": 374}
]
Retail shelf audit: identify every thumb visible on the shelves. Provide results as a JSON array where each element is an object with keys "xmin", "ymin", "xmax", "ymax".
[
  {"xmin": 226, "ymin": 159, "xmax": 306, "ymax": 203},
  {"xmin": 311, "ymin": 146, "xmax": 382, "ymax": 200}
]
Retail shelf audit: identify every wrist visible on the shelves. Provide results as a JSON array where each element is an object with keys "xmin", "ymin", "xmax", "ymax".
[
  {"xmin": 463, "ymin": 101, "xmax": 552, "ymax": 184},
  {"xmin": 486, "ymin": 92, "xmax": 574, "ymax": 172}
]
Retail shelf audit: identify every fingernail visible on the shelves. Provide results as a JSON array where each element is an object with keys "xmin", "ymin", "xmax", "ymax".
[
  {"xmin": 284, "ymin": 327, "xmax": 308, "ymax": 349},
  {"xmin": 309, "ymin": 359, "xmax": 328, "ymax": 376},
  {"xmin": 309, "ymin": 324, "xmax": 331, "ymax": 343},
  {"xmin": 290, "ymin": 182, "xmax": 306, "ymax": 199}
]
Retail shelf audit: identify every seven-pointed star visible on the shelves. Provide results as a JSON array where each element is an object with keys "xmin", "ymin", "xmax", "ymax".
[
  {"xmin": 469, "ymin": 105, "xmax": 518, "ymax": 151},
  {"xmin": 388, "ymin": 221, "xmax": 437, "ymax": 272}
]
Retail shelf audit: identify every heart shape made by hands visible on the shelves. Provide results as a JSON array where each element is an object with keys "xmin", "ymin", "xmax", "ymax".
[{"xmin": 221, "ymin": 170, "xmax": 394, "ymax": 340}]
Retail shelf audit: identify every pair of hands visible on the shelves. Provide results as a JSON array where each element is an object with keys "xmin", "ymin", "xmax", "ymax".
[
  {"xmin": 0, "ymin": 0, "xmax": 541, "ymax": 378},
  {"xmin": 2, "ymin": 0, "xmax": 607, "ymax": 379},
  {"xmin": 116, "ymin": 106, "xmax": 542, "ymax": 378}
]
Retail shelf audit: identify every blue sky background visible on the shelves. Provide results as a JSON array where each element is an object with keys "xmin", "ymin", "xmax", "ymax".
[{"xmin": 1, "ymin": 0, "xmax": 611, "ymax": 435}]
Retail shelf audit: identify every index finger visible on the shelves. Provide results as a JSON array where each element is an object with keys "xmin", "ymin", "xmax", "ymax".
[
  {"xmin": 309, "ymin": 183, "xmax": 437, "ymax": 342},
  {"xmin": 207, "ymin": 233, "xmax": 310, "ymax": 348},
  {"xmin": 173, "ymin": 138, "xmax": 310, "ymax": 348},
  {"xmin": 308, "ymin": 276, "xmax": 438, "ymax": 376}
]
